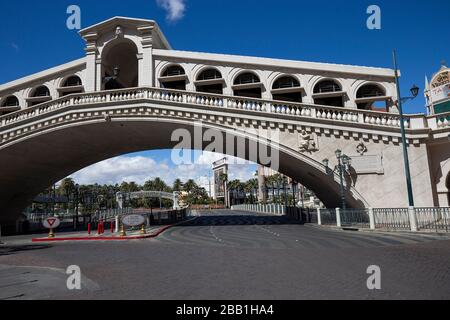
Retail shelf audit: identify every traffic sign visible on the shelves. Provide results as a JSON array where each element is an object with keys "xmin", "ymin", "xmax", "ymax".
[
  {"xmin": 122, "ymin": 214, "xmax": 145, "ymax": 227},
  {"xmin": 43, "ymin": 217, "xmax": 61, "ymax": 229}
]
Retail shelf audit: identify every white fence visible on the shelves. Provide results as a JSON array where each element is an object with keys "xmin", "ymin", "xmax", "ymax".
[
  {"xmin": 231, "ymin": 204, "xmax": 286, "ymax": 216},
  {"xmin": 232, "ymin": 204, "xmax": 450, "ymax": 233}
]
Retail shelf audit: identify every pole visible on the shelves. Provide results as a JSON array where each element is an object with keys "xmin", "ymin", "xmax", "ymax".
[
  {"xmin": 74, "ymin": 187, "xmax": 79, "ymax": 231},
  {"xmin": 52, "ymin": 184, "xmax": 56, "ymax": 217},
  {"xmin": 292, "ymin": 182, "xmax": 296, "ymax": 207},
  {"xmin": 393, "ymin": 50, "xmax": 415, "ymax": 207},
  {"xmin": 337, "ymin": 158, "xmax": 346, "ymax": 211}
]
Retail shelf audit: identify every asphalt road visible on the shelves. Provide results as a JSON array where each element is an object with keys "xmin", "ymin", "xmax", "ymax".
[{"xmin": 0, "ymin": 209, "xmax": 449, "ymax": 300}]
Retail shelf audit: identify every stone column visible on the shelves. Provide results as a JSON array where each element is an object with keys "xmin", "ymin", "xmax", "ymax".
[
  {"xmin": 138, "ymin": 25, "xmax": 154, "ymax": 87},
  {"xmin": 368, "ymin": 208, "xmax": 375, "ymax": 230},
  {"xmin": 336, "ymin": 208, "xmax": 342, "ymax": 228},
  {"xmin": 317, "ymin": 208, "xmax": 322, "ymax": 225},
  {"xmin": 82, "ymin": 33, "xmax": 99, "ymax": 92},
  {"xmin": 408, "ymin": 207, "xmax": 418, "ymax": 232},
  {"xmin": 115, "ymin": 216, "xmax": 119, "ymax": 233},
  {"xmin": 95, "ymin": 58, "xmax": 103, "ymax": 91}
]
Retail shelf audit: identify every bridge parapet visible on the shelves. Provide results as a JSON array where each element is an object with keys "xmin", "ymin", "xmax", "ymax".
[{"xmin": 0, "ymin": 86, "xmax": 445, "ymax": 135}]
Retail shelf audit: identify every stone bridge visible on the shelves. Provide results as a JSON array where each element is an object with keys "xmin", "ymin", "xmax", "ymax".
[
  {"xmin": 1, "ymin": 16, "xmax": 450, "ymax": 226},
  {"xmin": 116, "ymin": 190, "xmax": 180, "ymax": 209}
]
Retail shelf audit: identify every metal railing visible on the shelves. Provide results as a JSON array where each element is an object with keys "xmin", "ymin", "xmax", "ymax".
[
  {"xmin": 373, "ymin": 208, "xmax": 411, "ymax": 231},
  {"xmin": 340, "ymin": 209, "xmax": 370, "ymax": 228},
  {"xmin": 320, "ymin": 209, "xmax": 337, "ymax": 225}
]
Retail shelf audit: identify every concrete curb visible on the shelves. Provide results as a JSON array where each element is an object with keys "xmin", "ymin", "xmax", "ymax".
[
  {"xmin": 31, "ymin": 217, "xmax": 197, "ymax": 243},
  {"xmin": 306, "ymin": 223, "xmax": 450, "ymax": 237}
]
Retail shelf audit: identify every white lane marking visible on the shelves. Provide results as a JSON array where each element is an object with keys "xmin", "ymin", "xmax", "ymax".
[{"xmin": 209, "ymin": 226, "xmax": 224, "ymax": 244}]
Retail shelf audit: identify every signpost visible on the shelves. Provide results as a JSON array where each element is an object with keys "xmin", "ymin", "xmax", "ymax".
[
  {"xmin": 120, "ymin": 214, "xmax": 146, "ymax": 237},
  {"xmin": 42, "ymin": 217, "xmax": 61, "ymax": 238}
]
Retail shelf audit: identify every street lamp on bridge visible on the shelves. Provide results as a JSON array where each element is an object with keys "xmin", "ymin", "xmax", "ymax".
[
  {"xmin": 322, "ymin": 149, "xmax": 352, "ymax": 210},
  {"xmin": 393, "ymin": 50, "xmax": 420, "ymax": 207}
]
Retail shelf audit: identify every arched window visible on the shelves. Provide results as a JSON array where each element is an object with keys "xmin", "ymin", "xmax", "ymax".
[
  {"xmin": 102, "ymin": 40, "xmax": 139, "ymax": 90},
  {"xmin": 59, "ymin": 76, "xmax": 84, "ymax": 97},
  {"xmin": 234, "ymin": 73, "xmax": 260, "ymax": 86},
  {"xmin": 197, "ymin": 69, "xmax": 222, "ymax": 81},
  {"xmin": 196, "ymin": 69, "xmax": 224, "ymax": 94},
  {"xmin": 28, "ymin": 85, "xmax": 51, "ymax": 107},
  {"xmin": 160, "ymin": 65, "xmax": 187, "ymax": 90},
  {"xmin": 273, "ymin": 76, "xmax": 300, "ymax": 90},
  {"xmin": 272, "ymin": 76, "xmax": 302, "ymax": 102},
  {"xmin": 2, "ymin": 96, "xmax": 19, "ymax": 107},
  {"xmin": 314, "ymin": 80, "xmax": 341, "ymax": 94},
  {"xmin": 313, "ymin": 80, "xmax": 344, "ymax": 107},
  {"xmin": 32, "ymin": 86, "xmax": 50, "ymax": 97},
  {"xmin": 233, "ymin": 72, "xmax": 262, "ymax": 98},
  {"xmin": 356, "ymin": 84, "xmax": 385, "ymax": 99},
  {"xmin": 356, "ymin": 84, "xmax": 388, "ymax": 111},
  {"xmin": 162, "ymin": 65, "xmax": 185, "ymax": 77},
  {"xmin": 63, "ymin": 76, "xmax": 82, "ymax": 87},
  {"xmin": 0, "ymin": 95, "xmax": 20, "ymax": 116}
]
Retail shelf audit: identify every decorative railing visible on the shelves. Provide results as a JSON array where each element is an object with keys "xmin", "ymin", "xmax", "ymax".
[
  {"xmin": 320, "ymin": 209, "xmax": 337, "ymax": 225},
  {"xmin": 415, "ymin": 207, "xmax": 450, "ymax": 232},
  {"xmin": 1, "ymin": 86, "xmax": 440, "ymax": 133},
  {"xmin": 373, "ymin": 208, "xmax": 411, "ymax": 231},
  {"xmin": 340, "ymin": 209, "xmax": 370, "ymax": 228},
  {"xmin": 429, "ymin": 111, "xmax": 450, "ymax": 129}
]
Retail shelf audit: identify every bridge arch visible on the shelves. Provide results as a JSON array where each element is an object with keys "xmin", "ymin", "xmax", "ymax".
[{"xmin": 0, "ymin": 113, "xmax": 369, "ymax": 224}]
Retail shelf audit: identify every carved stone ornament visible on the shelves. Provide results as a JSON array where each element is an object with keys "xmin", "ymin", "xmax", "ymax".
[
  {"xmin": 298, "ymin": 130, "xmax": 319, "ymax": 153},
  {"xmin": 115, "ymin": 26, "xmax": 124, "ymax": 39},
  {"xmin": 356, "ymin": 142, "xmax": 368, "ymax": 155}
]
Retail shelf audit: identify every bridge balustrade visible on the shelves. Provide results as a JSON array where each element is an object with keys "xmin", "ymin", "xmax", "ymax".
[{"xmin": 3, "ymin": 86, "xmax": 443, "ymax": 135}]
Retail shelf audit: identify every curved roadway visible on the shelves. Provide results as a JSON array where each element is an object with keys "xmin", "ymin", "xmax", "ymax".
[{"xmin": 0, "ymin": 209, "xmax": 449, "ymax": 300}]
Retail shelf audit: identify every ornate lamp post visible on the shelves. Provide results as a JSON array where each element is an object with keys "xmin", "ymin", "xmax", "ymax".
[
  {"xmin": 393, "ymin": 50, "xmax": 419, "ymax": 207},
  {"xmin": 323, "ymin": 149, "xmax": 352, "ymax": 210}
]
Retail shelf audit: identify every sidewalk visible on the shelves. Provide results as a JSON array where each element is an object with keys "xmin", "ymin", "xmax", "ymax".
[{"xmin": 31, "ymin": 219, "xmax": 195, "ymax": 243}]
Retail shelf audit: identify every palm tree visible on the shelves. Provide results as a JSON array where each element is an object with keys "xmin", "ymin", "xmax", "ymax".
[
  {"xmin": 228, "ymin": 179, "xmax": 241, "ymax": 205},
  {"xmin": 265, "ymin": 176, "xmax": 275, "ymax": 204},
  {"xmin": 249, "ymin": 178, "xmax": 259, "ymax": 204},
  {"xmin": 173, "ymin": 179, "xmax": 183, "ymax": 192},
  {"xmin": 183, "ymin": 179, "xmax": 197, "ymax": 194},
  {"xmin": 59, "ymin": 178, "xmax": 76, "ymax": 211},
  {"xmin": 219, "ymin": 173, "xmax": 228, "ymax": 206}
]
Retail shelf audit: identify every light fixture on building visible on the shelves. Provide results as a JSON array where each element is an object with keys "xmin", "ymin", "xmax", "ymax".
[
  {"xmin": 410, "ymin": 85, "xmax": 419, "ymax": 98},
  {"xmin": 322, "ymin": 150, "xmax": 352, "ymax": 210}
]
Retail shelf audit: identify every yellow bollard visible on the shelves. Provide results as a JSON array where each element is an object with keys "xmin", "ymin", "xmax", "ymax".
[
  {"xmin": 120, "ymin": 224, "xmax": 127, "ymax": 237},
  {"xmin": 140, "ymin": 224, "xmax": 146, "ymax": 235},
  {"xmin": 48, "ymin": 228, "xmax": 55, "ymax": 239}
]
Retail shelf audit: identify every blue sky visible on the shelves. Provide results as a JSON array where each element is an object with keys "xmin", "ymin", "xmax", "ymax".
[{"xmin": 1, "ymin": 0, "xmax": 449, "ymax": 187}]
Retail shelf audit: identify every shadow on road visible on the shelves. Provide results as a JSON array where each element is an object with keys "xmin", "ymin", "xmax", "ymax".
[
  {"xmin": 182, "ymin": 214, "xmax": 303, "ymax": 227},
  {"xmin": 0, "ymin": 244, "xmax": 52, "ymax": 257}
]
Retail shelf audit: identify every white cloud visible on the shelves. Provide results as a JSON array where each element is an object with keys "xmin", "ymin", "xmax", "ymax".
[
  {"xmin": 69, "ymin": 151, "xmax": 257, "ymax": 188},
  {"xmin": 156, "ymin": 0, "xmax": 186, "ymax": 22},
  {"xmin": 10, "ymin": 43, "xmax": 19, "ymax": 52}
]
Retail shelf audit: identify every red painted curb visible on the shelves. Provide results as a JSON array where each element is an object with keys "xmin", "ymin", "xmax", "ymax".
[{"xmin": 31, "ymin": 218, "xmax": 195, "ymax": 243}]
